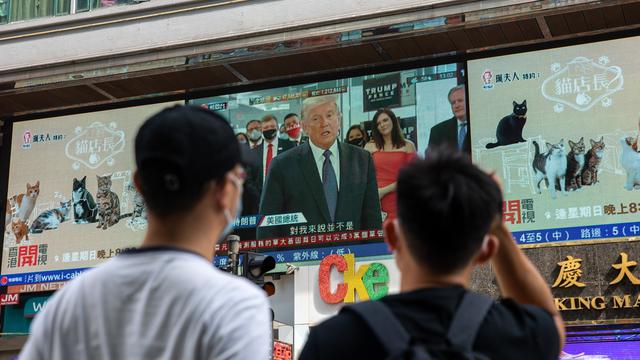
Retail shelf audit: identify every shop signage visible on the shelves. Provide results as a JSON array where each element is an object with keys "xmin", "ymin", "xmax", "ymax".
[
  {"xmin": 24, "ymin": 296, "xmax": 49, "ymax": 318},
  {"xmin": 0, "ymin": 293, "xmax": 19, "ymax": 306},
  {"xmin": 318, "ymin": 254, "xmax": 389, "ymax": 304},
  {"xmin": 552, "ymin": 252, "xmax": 640, "ymax": 312},
  {"xmin": 7, "ymin": 281, "xmax": 66, "ymax": 294}
]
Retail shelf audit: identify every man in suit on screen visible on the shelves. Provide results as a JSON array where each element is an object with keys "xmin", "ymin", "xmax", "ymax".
[
  {"xmin": 250, "ymin": 115, "xmax": 295, "ymax": 193},
  {"xmin": 257, "ymin": 95, "xmax": 382, "ymax": 239},
  {"xmin": 427, "ymin": 84, "xmax": 470, "ymax": 155}
]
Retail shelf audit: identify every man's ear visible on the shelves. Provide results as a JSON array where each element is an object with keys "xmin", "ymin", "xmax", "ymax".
[
  {"xmin": 223, "ymin": 178, "xmax": 238, "ymax": 211},
  {"xmin": 206, "ymin": 180, "xmax": 228, "ymax": 213},
  {"xmin": 384, "ymin": 219, "xmax": 400, "ymax": 253},
  {"xmin": 473, "ymin": 234, "xmax": 499, "ymax": 265}
]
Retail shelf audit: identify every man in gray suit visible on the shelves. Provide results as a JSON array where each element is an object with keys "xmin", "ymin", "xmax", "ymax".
[{"xmin": 257, "ymin": 95, "xmax": 382, "ymax": 239}]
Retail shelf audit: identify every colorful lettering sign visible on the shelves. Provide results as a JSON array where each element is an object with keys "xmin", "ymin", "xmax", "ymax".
[{"xmin": 318, "ymin": 254, "xmax": 389, "ymax": 304}]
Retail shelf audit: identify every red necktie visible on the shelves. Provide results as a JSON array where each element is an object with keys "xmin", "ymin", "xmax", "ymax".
[{"xmin": 265, "ymin": 143, "xmax": 273, "ymax": 174}]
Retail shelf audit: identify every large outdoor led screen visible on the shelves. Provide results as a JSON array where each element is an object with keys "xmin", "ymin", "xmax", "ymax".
[
  {"xmin": 468, "ymin": 36, "xmax": 640, "ymax": 246},
  {"xmin": 1, "ymin": 102, "xmax": 181, "ymax": 285},
  {"xmin": 192, "ymin": 63, "xmax": 466, "ymax": 254}
]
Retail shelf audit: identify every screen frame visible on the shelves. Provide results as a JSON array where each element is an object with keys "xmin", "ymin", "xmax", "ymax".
[{"xmin": 3, "ymin": 27, "xmax": 640, "ymax": 275}]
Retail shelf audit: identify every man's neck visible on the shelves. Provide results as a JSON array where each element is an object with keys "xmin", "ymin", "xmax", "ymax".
[
  {"xmin": 456, "ymin": 117, "xmax": 467, "ymax": 124},
  {"xmin": 309, "ymin": 138, "xmax": 337, "ymax": 152},
  {"xmin": 141, "ymin": 216, "xmax": 224, "ymax": 262}
]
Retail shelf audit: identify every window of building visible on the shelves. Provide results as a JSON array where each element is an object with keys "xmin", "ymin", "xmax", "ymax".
[{"xmin": 1, "ymin": 0, "xmax": 137, "ymax": 25}]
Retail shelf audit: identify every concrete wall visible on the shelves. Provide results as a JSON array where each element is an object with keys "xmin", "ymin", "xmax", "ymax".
[{"xmin": 0, "ymin": 0, "xmax": 536, "ymax": 82}]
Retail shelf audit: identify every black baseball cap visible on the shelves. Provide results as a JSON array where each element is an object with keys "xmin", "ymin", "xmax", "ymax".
[{"xmin": 135, "ymin": 105, "xmax": 241, "ymax": 214}]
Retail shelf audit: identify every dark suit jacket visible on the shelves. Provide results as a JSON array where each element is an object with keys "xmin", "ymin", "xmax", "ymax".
[
  {"xmin": 247, "ymin": 139, "xmax": 296, "ymax": 196},
  {"xmin": 257, "ymin": 141, "xmax": 382, "ymax": 239},
  {"xmin": 427, "ymin": 116, "xmax": 471, "ymax": 155},
  {"xmin": 292, "ymin": 135, "xmax": 309, "ymax": 146}
]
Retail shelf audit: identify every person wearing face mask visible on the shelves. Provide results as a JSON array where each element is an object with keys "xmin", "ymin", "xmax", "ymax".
[
  {"xmin": 284, "ymin": 113, "xmax": 308, "ymax": 146},
  {"xmin": 365, "ymin": 108, "xmax": 416, "ymax": 222},
  {"xmin": 20, "ymin": 106, "xmax": 272, "ymax": 360},
  {"xmin": 251, "ymin": 115, "xmax": 295, "ymax": 193},
  {"xmin": 246, "ymin": 119, "xmax": 263, "ymax": 149},
  {"xmin": 345, "ymin": 124, "xmax": 368, "ymax": 148}
]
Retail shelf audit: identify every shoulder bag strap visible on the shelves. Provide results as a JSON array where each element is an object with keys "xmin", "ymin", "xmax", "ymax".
[{"xmin": 446, "ymin": 292, "xmax": 494, "ymax": 351}]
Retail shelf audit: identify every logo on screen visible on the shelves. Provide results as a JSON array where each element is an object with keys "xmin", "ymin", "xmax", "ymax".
[
  {"xmin": 21, "ymin": 131, "xmax": 32, "ymax": 150},
  {"xmin": 481, "ymin": 69, "xmax": 494, "ymax": 90},
  {"xmin": 64, "ymin": 122, "xmax": 126, "ymax": 170},
  {"xmin": 542, "ymin": 56, "xmax": 623, "ymax": 112}
]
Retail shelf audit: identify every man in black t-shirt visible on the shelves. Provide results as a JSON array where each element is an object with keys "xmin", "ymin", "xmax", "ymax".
[{"xmin": 300, "ymin": 149, "xmax": 565, "ymax": 360}]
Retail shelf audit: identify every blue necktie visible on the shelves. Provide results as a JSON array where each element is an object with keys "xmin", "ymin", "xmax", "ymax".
[
  {"xmin": 458, "ymin": 122, "xmax": 467, "ymax": 150},
  {"xmin": 322, "ymin": 150, "xmax": 338, "ymax": 222}
]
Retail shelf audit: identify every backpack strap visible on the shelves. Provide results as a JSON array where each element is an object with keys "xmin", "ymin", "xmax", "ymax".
[
  {"xmin": 341, "ymin": 301, "xmax": 411, "ymax": 356},
  {"xmin": 446, "ymin": 292, "xmax": 493, "ymax": 351}
]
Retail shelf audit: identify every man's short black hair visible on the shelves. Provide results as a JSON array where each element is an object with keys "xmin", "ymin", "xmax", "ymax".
[
  {"xmin": 246, "ymin": 119, "xmax": 261, "ymax": 129},
  {"xmin": 396, "ymin": 148, "xmax": 502, "ymax": 274},
  {"xmin": 284, "ymin": 113, "xmax": 299, "ymax": 121},
  {"xmin": 135, "ymin": 105, "xmax": 240, "ymax": 217}
]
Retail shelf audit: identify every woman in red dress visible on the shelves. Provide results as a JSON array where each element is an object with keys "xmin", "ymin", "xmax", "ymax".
[{"xmin": 365, "ymin": 108, "xmax": 416, "ymax": 221}]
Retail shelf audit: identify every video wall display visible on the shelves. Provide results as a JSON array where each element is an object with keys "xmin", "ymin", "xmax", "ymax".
[
  {"xmin": 468, "ymin": 36, "xmax": 640, "ymax": 246},
  {"xmin": 1, "ymin": 102, "xmax": 182, "ymax": 284},
  {"xmin": 191, "ymin": 63, "xmax": 466, "ymax": 253}
]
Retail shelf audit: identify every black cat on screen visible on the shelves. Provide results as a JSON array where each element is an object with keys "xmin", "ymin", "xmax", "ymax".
[{"xmin": 486, "ymin": 100, "xmax": 528, "ymax": 149}]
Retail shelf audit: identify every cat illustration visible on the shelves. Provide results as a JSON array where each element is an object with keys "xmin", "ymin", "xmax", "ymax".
[
  {"xmin": 12, "ymin": 219, "xmax": 29, "ymax": 244},
  {"xmin": 581, "ymin": 137, "xmax": 605, "ymax": 186},
  {"xmin": 620, "ymin": 136, "xmax": 640, "ymax": 190},
  {"xmin": 485, "ymin": 100, "xmax": 528, "ymax": 149},
  {"xmin": 533, "ymin": 139, "xmax": 567, "ymax": 199},
  {"xmin": 565, "ymin": 137, "xmax": 586, "ymax": 191},
  {"xmin": 30, "ymin": 201, "xmax": 72, "ymax": 234},
  {"xmin": 96, "ymin": 174, "xmax": 121, "ymax": 230},
  {"xmin": 5, "ymin": 181, "xmax": 40, "ymax": 226},
  {"xmin": 72, "ymin": 176, "xmax": 98, "ymax": 224}
]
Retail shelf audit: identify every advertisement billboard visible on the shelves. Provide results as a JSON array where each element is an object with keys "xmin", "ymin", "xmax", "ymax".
[
  {"xmin": 468, "ymin": 36, "xmax": 640, "ymax": 246},
  {"xmin": 2, "ymin": 102, "xmax": 182, "ymax": 284}
]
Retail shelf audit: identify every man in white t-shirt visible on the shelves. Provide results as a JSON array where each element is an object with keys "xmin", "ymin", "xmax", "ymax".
[{"xmin": 20, "ymin": 106, "xmax": 272, "ymax": 360}]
